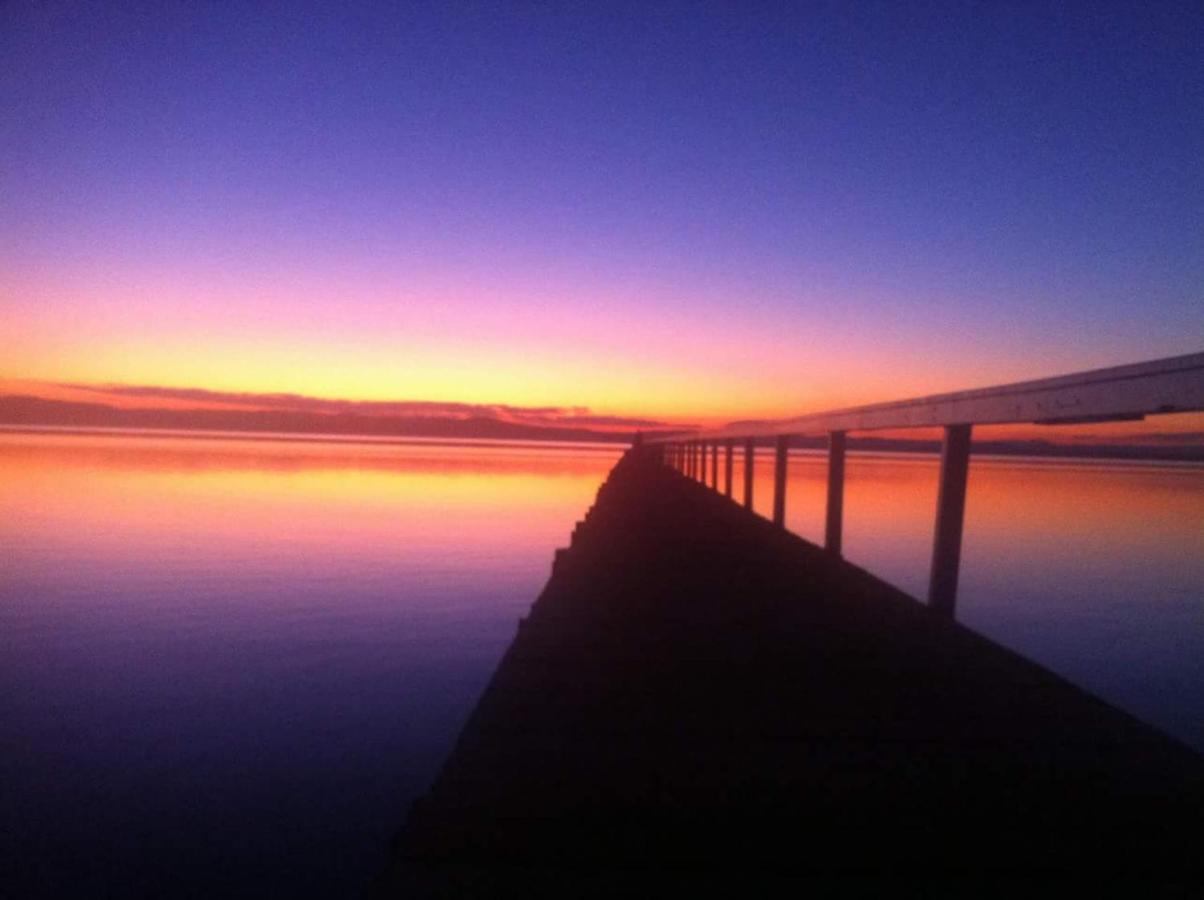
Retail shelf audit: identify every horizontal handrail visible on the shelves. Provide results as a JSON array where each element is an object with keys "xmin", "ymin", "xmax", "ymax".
[
  {"xmin": 650, "ymin": 350, "xmax": 1204, "ymax": 619},
  {"xmin": 648, "ymin": 351, "xmax": 1204, "ymax": 441}
]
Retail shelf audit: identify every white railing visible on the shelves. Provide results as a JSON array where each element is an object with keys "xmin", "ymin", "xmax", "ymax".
[{"xmin": 649, "ymin": 352, "xmax": 1204, "ymax": 617}]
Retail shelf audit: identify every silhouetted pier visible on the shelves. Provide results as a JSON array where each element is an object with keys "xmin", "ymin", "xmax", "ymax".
[
  {"xmin": 664, "ymin": 351, "xmax": 1204, "ymax": 616},
  {"xmin": 381, "ymin": 446, "xmax": 1202, "ymax": 891},
  {"xmin": 379, "ymin": 355, "xmax": 1204, "ymax": 890}
]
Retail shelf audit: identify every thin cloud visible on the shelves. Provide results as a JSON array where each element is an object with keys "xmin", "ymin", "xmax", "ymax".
[{"xmin": 59, "ymin": 382, "xmax": 678, "ymax": 430}]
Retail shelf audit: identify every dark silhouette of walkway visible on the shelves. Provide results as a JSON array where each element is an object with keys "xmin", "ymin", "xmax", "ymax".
[{"xmin": 379, "ymin": 448, "xmax": 1202, "ymax": 891}]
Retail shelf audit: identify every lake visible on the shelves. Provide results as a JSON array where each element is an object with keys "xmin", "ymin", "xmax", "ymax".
[{"xmin": 2, "ymin": 430, "xmax": 1201, "ymax": 896}]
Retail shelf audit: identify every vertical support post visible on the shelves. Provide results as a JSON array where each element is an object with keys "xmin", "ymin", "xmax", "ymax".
[
  {"xmin": 927, "ymin": 424, "xmax": 973, "ymax": 619},
  {"xmin": 711, "ymin": 443, "xmax": 718, "ymax": 490},
  {"xmin": 743, "ymin": 438, "xmax": 755, "ymax": 510},
  {"xmin": 690, "ymin": 442, "xmax": 697, "ymax": 479},
  {"xmin": 699, "ymin": 440, "xmax": 707, "ymax": 483},
  {"xmin": 772, "ymin": 434, "xmax": 788, "ymax": 527},
  {"xmin": 724, "ymin": 439, "xmax": 733, "ymax": 498},
  {"xmin": 825, "ymin": 431, "xmax": 846, "ymax": 555}
]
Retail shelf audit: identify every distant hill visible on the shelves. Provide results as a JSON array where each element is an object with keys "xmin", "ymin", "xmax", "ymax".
[
  {"xmin": 2, "ymin": 394, "xmax": 1201, "ymax": 461},
  {"xmin": 0, "ymin": 394, "xmax": 646, "ymax": 445}
]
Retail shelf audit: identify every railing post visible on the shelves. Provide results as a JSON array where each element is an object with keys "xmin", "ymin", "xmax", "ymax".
[
  {"xmin": 825, "ymin": 431, "xmax": 846, "ymax": 555},
  {"xmin": 691, "ymin": 442, "xmax": 698, "ymax": 479},
  {"xmin": 724, "ymin": 439, "xmax": 733, "ymax": 498},
  {"xmin": 772, "ymin": 434, "xmax": 788, "ymax": 527},
  {"xmin": 711, "ymin": 442, "xmax": 718, "ymax": 490},
  {"xmin": 928, "ymin": 424, "xmax": 973, "ymax": 619},
  {"xmin": 700, "ymin": 440, "xmax": 708, "ymax": 483},
  {"xmin": 743, "ymin": 438, "xmax": 754, "ymax": 510}
]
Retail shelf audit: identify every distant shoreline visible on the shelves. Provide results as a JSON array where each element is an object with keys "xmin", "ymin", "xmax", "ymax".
[
  {"xmin": 0, "ymin": 424, "xmax": 626, "ymax": 454},
  {"xmin": 4, "ymin": 420, "xmax": 1202, "ymax": 465}
]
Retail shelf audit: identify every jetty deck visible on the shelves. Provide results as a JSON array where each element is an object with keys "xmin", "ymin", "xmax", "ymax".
[{"xmin": 381, "ymin": 448, "xmax": 1202, "ymax": 890}]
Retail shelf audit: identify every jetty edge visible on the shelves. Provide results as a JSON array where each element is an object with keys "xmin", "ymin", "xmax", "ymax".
[{"xmin": 376, "ymin": 447, "xmax": 1203, "ymax": 892}]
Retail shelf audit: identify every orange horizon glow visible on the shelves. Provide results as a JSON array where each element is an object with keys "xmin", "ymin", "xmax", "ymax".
[
  {"xmin": 2, "ymin": 375, "xmax": 1202, "ymax": 446},
  {"xmin": 10, "ymin": 260, "xmax": 1200, "ymax": 427}
]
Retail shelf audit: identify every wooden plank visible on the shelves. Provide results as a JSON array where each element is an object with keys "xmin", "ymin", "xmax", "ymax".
[
  {"xmin": 825, "ymin": 431, "xmax": 846, "ymax": 555},
  {"xmin": 928, "ymin": 425, "xmax": 973, "ymax": 617},
  {"xmin": 742, "ymin": 439, "xmax": 754, "ymax": 510},
  {"xmin": 772, "ymin": 435, "xmax": 788, "ymax": 527},
  {"xmin": 723, "ymin": 439, "xmax": 733, "ymax": 498}
]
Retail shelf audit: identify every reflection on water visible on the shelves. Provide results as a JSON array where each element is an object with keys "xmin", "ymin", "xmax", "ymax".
[
  {"xmin": 743, "ymin": 448, "xmax": 1204, "ymax": 751},
  {"xmin": 2, "ymin": 432, "xmax": 1201, "ymax": 895},
  {"xmin": 0, "ymin": 432, "xmax": 621, "ymax": 897}
]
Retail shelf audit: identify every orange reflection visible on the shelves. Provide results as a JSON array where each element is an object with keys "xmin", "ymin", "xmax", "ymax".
[
  {"xmin": 0, "ymin": 433, "xmax": 622, "ymax": 597},
  {"xmin": 728, "ymin": 448, "xmax": 1203, "ymax": 603}
]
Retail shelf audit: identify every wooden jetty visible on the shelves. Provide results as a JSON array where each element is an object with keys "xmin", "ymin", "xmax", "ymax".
[{"xmin": 379, "ymin": 447, "xmax": 1203, "ymax": 891}]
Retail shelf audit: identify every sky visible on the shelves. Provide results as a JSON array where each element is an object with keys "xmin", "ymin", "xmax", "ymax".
[{"xmin": 2, "ymin": 1, "xmax": 1201, "ymax": 426}]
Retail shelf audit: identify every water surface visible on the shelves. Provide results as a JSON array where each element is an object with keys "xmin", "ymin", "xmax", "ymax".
[
  {"xmin": 2, "ymin": 432, "xmax": 1201, "ymax": 895},
  {"xmin": 746, "ymin": 448, "xmax": 1204, "ymax": 751},
  {"xmin": 1, "ymin": 433, "xmax": 620, "ymax": 896}
]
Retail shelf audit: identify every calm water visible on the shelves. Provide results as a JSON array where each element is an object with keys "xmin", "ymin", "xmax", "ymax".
[{"xmin": 2, "ymin": 432, "xmax": 1202, "ymax": 896}]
